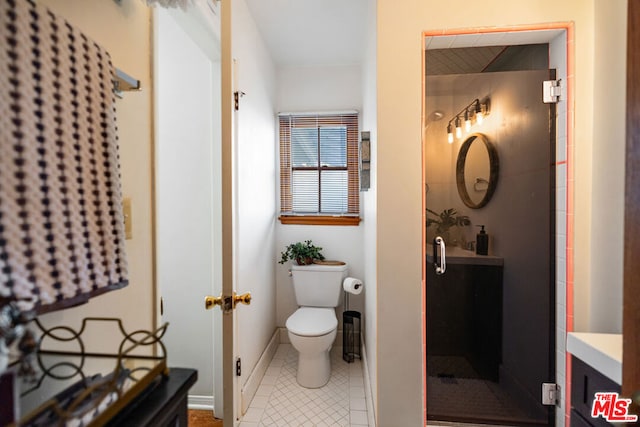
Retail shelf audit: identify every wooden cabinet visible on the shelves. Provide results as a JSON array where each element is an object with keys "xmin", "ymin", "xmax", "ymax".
[
  {"xmin": 571, "ymin": 356, "xmax": 621, "ymax": 427},
  {"xmin": 10, "ymin": 366, "xmax": 197, "ymax": 427},
  {"xmin": 107, "ymin": 368, "xmax": 197, "ymax": 427}
]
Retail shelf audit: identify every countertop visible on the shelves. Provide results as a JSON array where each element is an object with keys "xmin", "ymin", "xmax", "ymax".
[
  {"xmin": 426, "ymin": 243, "xmax": 504, "ymax": 266},
  {"xmin": 567, "ymin": 332, "xmax": 622, "ymax": 385}
]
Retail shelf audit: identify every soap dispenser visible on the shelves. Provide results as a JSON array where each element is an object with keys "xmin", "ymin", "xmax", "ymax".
[{"xmin": 476, "ymin": 225, "xmax": 488, "ymax": 255}]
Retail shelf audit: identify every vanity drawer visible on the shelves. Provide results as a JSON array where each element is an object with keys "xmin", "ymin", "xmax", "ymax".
[{"xmin": 571, "ymin": 356, "xmax": 621, "ymax": 427}]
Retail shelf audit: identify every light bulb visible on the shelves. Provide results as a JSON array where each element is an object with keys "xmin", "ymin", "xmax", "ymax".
[
  {"xmin": 447, "ymin": 123, "xmax": 454, "ymax": 144},
  {"xmin": 475, "ymin": 100, "xmax": 484, "ymax": 125},
  {"xmin": 455, "ymin": 117, "xmax": 462, "ymax": 138},
  {"xmin": 464, "ymin": 110, "xmax": 472, "ymax": 132}
]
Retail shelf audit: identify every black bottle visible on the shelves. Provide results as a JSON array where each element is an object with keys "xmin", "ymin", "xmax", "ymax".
[{"xmin": 476, "ymin": 225, "xmax": 488, "ymax": 255}]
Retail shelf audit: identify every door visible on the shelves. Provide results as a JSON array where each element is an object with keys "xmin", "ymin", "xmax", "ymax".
[
  {"xmin": 424, "ymin": 68, "xmax": 556, "ymax": 425},
  {"xmin": 155, "ymin": 0, "xmax": 241, "ymax": 424},
  {"xmin": 624, "ymin": 0, "xmax": 640, "ymax": 413}
]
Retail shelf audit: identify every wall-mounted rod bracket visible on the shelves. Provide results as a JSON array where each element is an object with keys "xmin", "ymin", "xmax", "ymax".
[{"xmin": 113, "ymin": 68, "xmax": 141, "ymax": 99}]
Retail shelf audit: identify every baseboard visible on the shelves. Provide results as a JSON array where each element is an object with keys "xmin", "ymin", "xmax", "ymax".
[
  {"xmin": 188, "ymin": 395, "xmax": 214, "ymax": 410},
  {"xmin": 279, "ymin": 327, "xmax": 290, "ymax": 343},
  {"xmin": 361, "ymin": 337, "xmax": 377, "ymax": 427},
  {"xmin": 240, "ymin": 329, "xmax": 280, "ymax": 414}
]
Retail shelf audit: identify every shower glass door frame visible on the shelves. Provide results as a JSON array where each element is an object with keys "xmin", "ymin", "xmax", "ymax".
[{"xmin": 421, "ymin": 24, "xmax": 573, "ymax": 427}]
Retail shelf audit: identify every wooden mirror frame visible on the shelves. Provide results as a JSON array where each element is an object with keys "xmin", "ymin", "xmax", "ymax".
[{"xmin": 455, "ymin": 133, "xmax": 499, "ymax": 209}]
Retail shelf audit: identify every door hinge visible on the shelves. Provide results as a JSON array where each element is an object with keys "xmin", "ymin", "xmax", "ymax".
[
  {"xmin": 542, "ymin": 382, "xmax": 561, "ymax": 406},
  {"xmin": 234, "ymin": 91, "xmax": 245, "ymax": 111},
  {"xmin": 236, "ymin": 357, "xmax": 241, "ymax": 376},
  {"xmin": 542, "ymin": 79, "xmax": 561, "ymax": 103}
]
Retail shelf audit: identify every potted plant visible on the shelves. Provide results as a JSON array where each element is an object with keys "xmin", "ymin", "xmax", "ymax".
[
  {"xmin": 279, "ymin": 240, "xmax": 325, "ymax": 265},
  {"xmin": 426, "ymin": 208, "xmax": 471, "ymax": 244}
]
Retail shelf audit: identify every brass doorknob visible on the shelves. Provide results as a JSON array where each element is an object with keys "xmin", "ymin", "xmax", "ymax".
[
  {"xmin": 205, "ymin": 295, "xmax": 223, "ymax": 310},
  {"xmin": 234, "ymin": 292, "xmax": 251, "ymax": 307}
]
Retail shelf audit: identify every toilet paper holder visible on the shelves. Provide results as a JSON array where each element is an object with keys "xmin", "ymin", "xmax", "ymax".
[{"xmin": 342, "ymin": 277, "xmax": 362, "ymax": 363}]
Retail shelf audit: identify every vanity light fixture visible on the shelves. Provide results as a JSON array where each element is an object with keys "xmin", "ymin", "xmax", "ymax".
[
  {"xmin": 446, "ymin": 97, "xmax": 490, "ymax": 142},
  {"xmin": 464, "ymin": 109, "xmax": 472, "ymax": 132},
  {"xmin": 475, "ymin": 99, "xmax": 485, "ymax": 125}
]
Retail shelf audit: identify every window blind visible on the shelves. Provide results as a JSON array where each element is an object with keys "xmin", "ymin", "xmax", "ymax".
[{"xmin": 279, "ymin": 113, "xmax": 359, "ymax": 216}]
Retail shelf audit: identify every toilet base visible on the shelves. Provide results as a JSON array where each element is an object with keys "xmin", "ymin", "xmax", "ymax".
[
  {"xmin": 296, "ymin": 349, "xmax": 331, "ymax": 388},
  {"xmin": 287, "ymin": 319, "xmax": 337, "ymax": 389}
]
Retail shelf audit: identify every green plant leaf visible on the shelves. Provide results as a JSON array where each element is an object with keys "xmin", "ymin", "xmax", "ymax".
[
  {"xmin": 278, "ymin": 240, "xmax": 325, "ymax": 264},
  {"xmin": 425, "ymin": 207, "xmax": 471, "ymax": 232}
]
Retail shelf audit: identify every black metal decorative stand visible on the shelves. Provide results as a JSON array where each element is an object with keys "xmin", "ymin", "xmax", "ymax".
[
  {"xmin": 8, "ymin": 317, "xmax": 168, "ymax": 426},
  {"xmin": 342, "ymin": 291, "xmax": 361, "ymax": 363}
]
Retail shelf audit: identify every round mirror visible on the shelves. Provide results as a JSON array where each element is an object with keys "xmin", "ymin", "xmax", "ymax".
[{"xmin": 456, "ymin": 133, "xmax": 499, "ymax": 209}]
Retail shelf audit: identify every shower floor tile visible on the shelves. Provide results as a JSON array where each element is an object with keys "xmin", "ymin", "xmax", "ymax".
[
  {"xmin": 240, "ymin": 344, "xmax": 370, "ymax": 427},
  {"xmin": 427, "ymin": 374, "xmax": 540, "ymax": 425}
]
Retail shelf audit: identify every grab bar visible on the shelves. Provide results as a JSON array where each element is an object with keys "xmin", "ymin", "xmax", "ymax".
[{"xmin": 433, "ymin": 236, "xmax": 446, "ymax": 275}]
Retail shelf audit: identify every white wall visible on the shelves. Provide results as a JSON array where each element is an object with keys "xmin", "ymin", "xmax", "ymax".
[
  {"xmin": 589, "ymin": 0, "xmax": 626, "ymax": 333},
  {"xmin": 275, "ymin": 64, "xmax": 365, "ymax": 330},
  {"xmin": 377, "ymin": 0, "xmax": 625, "ymax": 424},
  {"xmin": 232, "ymin": 0, "xmax": 279, "ymax": 400},
  {"xmin": 277, "ymin": 65, "xmax": 363, "ymax": 113},
  {"xmin": 38, "ymin": 0, "xmax": 154, "ymax": 350},
  {"xmin": 360, "ymin": 0, "xmax": 378, "ymax": 423}
]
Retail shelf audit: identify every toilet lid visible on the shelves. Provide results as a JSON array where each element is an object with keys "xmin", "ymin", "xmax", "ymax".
[{"xmin": 286, "ymin": 307, "xmax": 337, "ymax": 337}]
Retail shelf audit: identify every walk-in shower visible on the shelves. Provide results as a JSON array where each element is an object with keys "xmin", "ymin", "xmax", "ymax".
[{"xmin": 424, "ymin": 43, "xmax": 556, "ymax": 426}]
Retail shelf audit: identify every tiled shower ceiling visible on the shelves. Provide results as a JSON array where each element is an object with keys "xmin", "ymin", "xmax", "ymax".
[
  {"xmin": 426, "ymin": 46, "xmax": 506, "ymax": 75},
  {"xmin": 424, "ymin": 29, "xmax": 564, "ymax": 75}
]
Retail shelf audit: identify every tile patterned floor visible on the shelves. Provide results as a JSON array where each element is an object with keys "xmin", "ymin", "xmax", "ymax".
[
  {"xmin": 426, "ymin": 375, "xmax": 529, "ymax": 420},
  {"xmin": 426, "ymin": 355, "xmax": 539, "ymax": 425},
  {"xmin": 239, "ymin": 344, "xmax": 369, "ymax": 427}
]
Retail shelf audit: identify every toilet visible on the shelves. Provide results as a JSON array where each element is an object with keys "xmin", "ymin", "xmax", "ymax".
[{"xmin": 285, "ymin": 262, "xmax": 348, "ymax": 388}]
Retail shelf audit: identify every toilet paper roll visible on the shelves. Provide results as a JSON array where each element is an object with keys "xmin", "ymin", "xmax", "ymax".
[{"xmin": 343, "ymin": 277, "xmax": 363, "ymax": 295}]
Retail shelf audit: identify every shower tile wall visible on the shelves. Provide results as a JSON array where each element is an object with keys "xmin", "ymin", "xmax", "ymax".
[{"xmin": 550, "ymin": 30, "xmax": 569, "ymax": 427}]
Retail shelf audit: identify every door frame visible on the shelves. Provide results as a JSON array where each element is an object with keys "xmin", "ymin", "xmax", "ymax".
[
  {"xmin": 152, "ymin": 1, "xmax": 238, "ymax": 422},
  {"xmin": 220, "ymin": 0, "xmax": 238, "ymax": 425},
  {"xmin": 623, "ymin": 0, "xmax": 640, "ymax": 407},
  {"xmin": 421, "ymin": 23, "xmax": 574, "ymax": 426}
]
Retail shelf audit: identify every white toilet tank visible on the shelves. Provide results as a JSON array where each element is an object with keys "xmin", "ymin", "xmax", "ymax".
[{"xmin": 291, "ymin": 263, "xmax": 348, "ymax": 307}]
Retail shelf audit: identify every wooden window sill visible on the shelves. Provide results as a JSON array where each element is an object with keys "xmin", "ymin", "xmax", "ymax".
[{"xmin": 278, "ymin": 215, "xmax": 361, "ymax": 226}]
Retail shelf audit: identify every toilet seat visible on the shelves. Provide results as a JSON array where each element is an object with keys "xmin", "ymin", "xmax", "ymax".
[{"xmin": 286, "ymin": 307, "xmax": 337, "ymax": 337}]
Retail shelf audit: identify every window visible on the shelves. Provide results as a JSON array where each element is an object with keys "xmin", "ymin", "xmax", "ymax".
[{"xmin": 279, "ymin": 112, "xmax": 360, "ymax": 225}]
